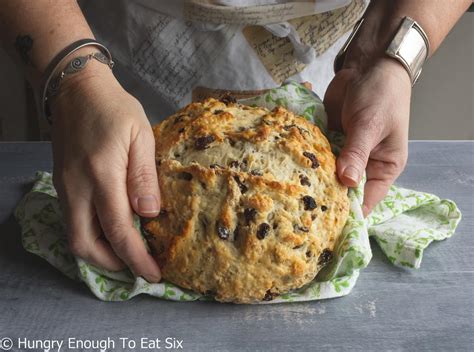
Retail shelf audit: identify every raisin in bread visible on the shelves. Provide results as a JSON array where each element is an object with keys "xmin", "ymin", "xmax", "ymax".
[{"xmin": 143, "ymin": 97, "xmax": 349, "ymax": 303}]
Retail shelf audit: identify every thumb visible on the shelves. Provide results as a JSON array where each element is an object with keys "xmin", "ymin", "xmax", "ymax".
[
  {"xmin": 337, "ymin": 121, "xmax": 379, "ymax": 188},
  {"xmin": 127, "ymin": 129, "xmax": 161, "ymax": 217}
]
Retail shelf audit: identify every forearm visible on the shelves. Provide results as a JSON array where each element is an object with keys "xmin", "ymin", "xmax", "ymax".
[
  {"xmin": 344, "ymin": 0, "xmax": 471, "ymax": 71},
  {"xmin": 0, "ymin": 0, "xmax": 95, "ymax": 89}
]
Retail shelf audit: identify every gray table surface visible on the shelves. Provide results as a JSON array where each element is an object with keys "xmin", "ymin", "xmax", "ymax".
[{"xmin": 0, "ymin": 141, "xmax": 472, "ymax": 352}]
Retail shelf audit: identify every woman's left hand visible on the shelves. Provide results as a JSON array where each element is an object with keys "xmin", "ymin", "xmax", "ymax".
[{"xmin": 324, "ymin": 57, "xmax": 412, "ymax": 217}]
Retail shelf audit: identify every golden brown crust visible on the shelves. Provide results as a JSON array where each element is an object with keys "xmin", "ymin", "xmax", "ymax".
[{"xmin": 144, "ymin": 98, "xmax": 349, "ymax": 303}]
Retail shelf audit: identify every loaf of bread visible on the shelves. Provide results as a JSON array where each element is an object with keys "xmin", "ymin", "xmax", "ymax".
[{"xmin": 143, "ymin": 97, "xmax": 349, "ymax": 303}]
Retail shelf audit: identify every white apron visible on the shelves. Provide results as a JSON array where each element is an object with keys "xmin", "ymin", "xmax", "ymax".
[{"xmin": 79, "ymin": 0, "xmax": 367, "ymax": 122}]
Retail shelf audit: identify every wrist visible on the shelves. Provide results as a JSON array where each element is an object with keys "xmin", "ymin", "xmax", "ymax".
[
  {"xmin": 49, "ymin": 54, "xmax": 118, "ymax": 115},
  {"xmin": 342, "ymin": 5, "xmax": 403, "ymax": 73},
  {"xmin": 337, "ymin": 55, "xmax": 412, "ymax": 90},
  {"xmin": 341, "ymin": 4, "xmax": 429, "ymax": 86},
  {"xmin": 372, "ymin": 56, "xmax": 412, "ymax": 88}
]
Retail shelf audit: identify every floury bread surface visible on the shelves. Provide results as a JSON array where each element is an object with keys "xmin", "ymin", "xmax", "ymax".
[{"xmin": 143, "ymin": 97, "xmax": 350, "ymax": 303}]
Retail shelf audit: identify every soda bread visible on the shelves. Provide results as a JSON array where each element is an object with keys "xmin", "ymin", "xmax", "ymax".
[{"xmin": 143, "ymin": 97, "xmax": 349, "ymax": 303}]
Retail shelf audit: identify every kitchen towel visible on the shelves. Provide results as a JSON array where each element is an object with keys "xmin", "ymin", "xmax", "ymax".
[{"xmin": 14, "ymin": 82, "xmax": 461, "ymax": 303}]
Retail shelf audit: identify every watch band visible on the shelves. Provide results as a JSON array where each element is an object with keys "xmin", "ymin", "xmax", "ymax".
[
  {"xmin": 386, "ymin": 17, "xmax": 430, "ymax": 85},
  {"xmin": 333, "ymin": 17, "xmax": 364, "ymax": 75},
  {"xmin": 334, "ymin": 16, "xmax": 430, "ymax": 86}
]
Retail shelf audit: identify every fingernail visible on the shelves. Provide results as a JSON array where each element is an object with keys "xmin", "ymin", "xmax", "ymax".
[
  {"xmin": 137, "ymin": 195, "xmax": 159, "ymax": 214},
  {"xmin": 145, "ymin": 273, "xmax": 161, "ymax": 283},
  {"xmin": 343, "ymin": 166, "xmax": 360, "ymax": 183},
  {"xmin": 362, "ymin": 204, "xmax": 370, "ymax": 218},
  {"xmin": 130, "ymin": 269, "xmax": 161, "ymax": 283}
]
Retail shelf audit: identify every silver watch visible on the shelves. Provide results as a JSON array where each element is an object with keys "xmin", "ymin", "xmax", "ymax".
[{"xmin": 334, "ymin": 16, "xmax": 430, "ymax": 86}]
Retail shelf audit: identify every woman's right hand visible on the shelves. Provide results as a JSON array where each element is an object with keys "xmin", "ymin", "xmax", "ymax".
[{"xmin": 50, "ymin": 56, "xmax": 162, "ymax": 282}]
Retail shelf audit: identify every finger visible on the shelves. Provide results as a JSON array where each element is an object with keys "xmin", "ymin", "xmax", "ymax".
[
  {"xmin": 61, "ymin": 193, "xmax": 126, "ymax": 271},
  {"xmin": 127, "ymin": 128, "xmax": 161, "ymax": 217},
  {"xmin": 91, "ymin": 233, "xmax": 128, "ymax": 271},
  {"xmin": 337, "ymin": 119, "xmax": 380, "ymax": 188},
  {"xmin": 362, "ymin": 177, "xmax": 392, "ymax": 218},
  {"xmin": 362, "ymin": 130, "xmax": 408, "ymax": 217},
  {"xmin": 323, "ymin": 70, "xmax": 352, "ymax": 132},
  {"xmin": 362, "ymin": 156, "xmax": 406, "ymax": 218},
  {"xmin": 94, "ymin": 176, "xmax": 162, "ymax": 283}
]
